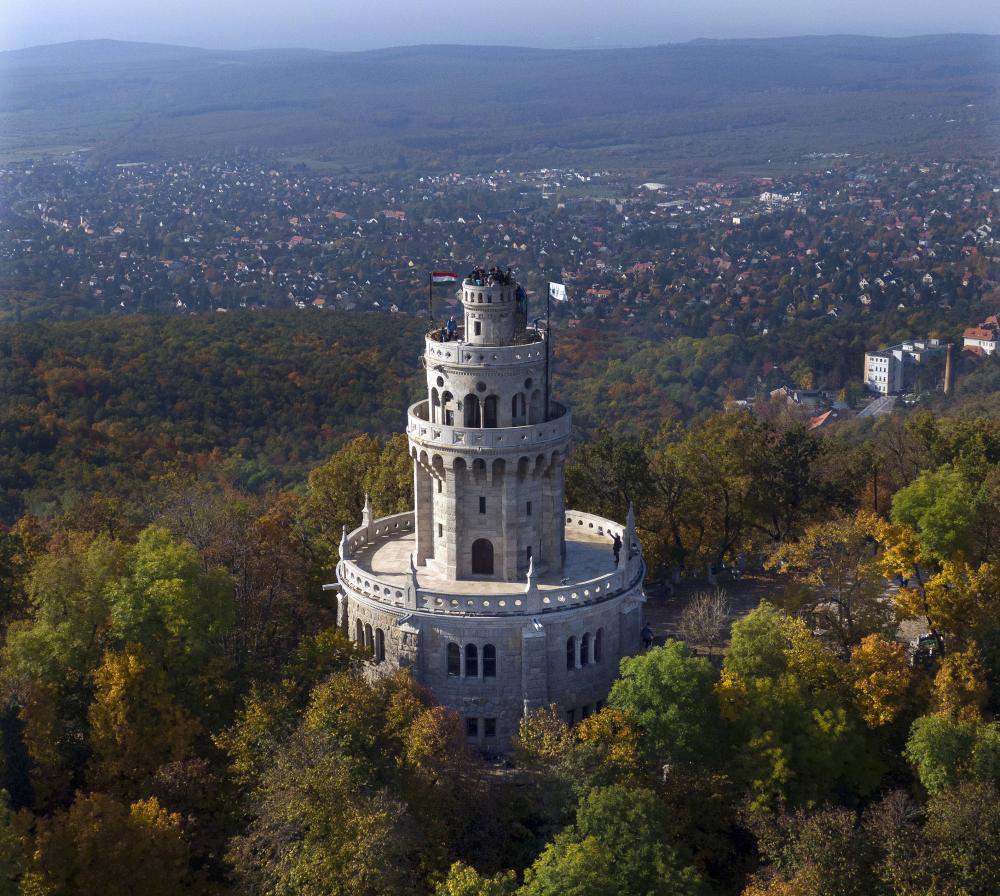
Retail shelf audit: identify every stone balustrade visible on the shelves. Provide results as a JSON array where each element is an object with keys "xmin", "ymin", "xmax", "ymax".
[
  {"xmin": 424, "ymin": 327, "xmax": 546, "ymax": 368},
  {"xmin": 337, "ymin": 510, "xmax": 644, "ymax": 617},
  {"xmin": 407, "ymin": 400, "xmax": 571, "ymax": 452}
]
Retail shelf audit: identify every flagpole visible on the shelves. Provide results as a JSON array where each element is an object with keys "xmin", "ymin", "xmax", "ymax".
[
  {"xmin": 428, "ymin": 272, "xmax": 433, "ymax": 320},
  {"xmin": 544, "ymin": 283, "xmax": 551, "ymax": 422}
]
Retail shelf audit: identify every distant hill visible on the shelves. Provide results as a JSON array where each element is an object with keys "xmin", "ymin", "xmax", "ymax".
[{"xmin": 1, "ymin": 35, "xmax": 998, "ymax": 172}]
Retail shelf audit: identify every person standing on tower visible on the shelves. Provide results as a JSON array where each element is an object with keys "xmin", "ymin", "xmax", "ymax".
[{"xmin": 612, "ymin": 532, "xmax": 622, "ymax": 565}]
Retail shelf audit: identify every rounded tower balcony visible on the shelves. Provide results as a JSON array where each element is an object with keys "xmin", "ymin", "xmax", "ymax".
[
  {"xmin": 407, "ymin": 399, "xmax": 571, "ymax": 456},
  {"xmin": 336, "ymin": 509, "xmax": 644, "ymax": 618},
  {"xmin": 425, "ymin": 326, "xmax": 546, "ymax": 370}
]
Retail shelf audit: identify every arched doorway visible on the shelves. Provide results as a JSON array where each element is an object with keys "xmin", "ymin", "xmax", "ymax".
[{"xmin": 471, "ymin": 538, "xmax": 494, "ymax": 575}]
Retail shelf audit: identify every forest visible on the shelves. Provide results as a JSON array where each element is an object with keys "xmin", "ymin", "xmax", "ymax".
[
  {"xmin": 0, "ymin": 302, "xmax": 999, "ymax": 893},
  {"xmin": 5, "ymin": 309, "xmax": 1000, "ymax": 525}
]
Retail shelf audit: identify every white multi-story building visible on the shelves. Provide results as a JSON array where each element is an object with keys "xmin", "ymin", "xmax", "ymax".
[
  {"xmin": 864, "ymin": 339, "xmax": 947, "ymax": 395},
  {"xmin": 330, "ymin": 268, "xmax": 645, "ymax": 749}
]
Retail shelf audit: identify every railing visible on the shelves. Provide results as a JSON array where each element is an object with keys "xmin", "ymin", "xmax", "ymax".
[
  {"xmin": 407, "ymin": 400, "xmax": 571, "ymax": 451},
  {"xmin": 425, "ymin": 327, "xmax": 546, "ymax": 368},
  {"xmin": 336, "ymin": 510, "xmax": 644, "ymax": 617}
]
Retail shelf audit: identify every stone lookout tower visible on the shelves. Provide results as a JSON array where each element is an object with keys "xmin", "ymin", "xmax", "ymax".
[{"xmin": 330, "ymin": 268, "xmax": 644, "ymax": 748}]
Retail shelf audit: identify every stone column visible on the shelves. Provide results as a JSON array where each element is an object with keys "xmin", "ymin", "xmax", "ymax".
[
  {"xmin": 540, "ymin": 463, "xmax": 555, "ymax": 569},
  {"xmin": 414, "ymin": 462, "xmax": 434, "ymax": 565},
  {"xmin": 501, "ymin": 461, "xmax": 518, "ymax": 581},
  {"xmin": 441, "ymin": 463, "xmax": 462, "ymax": 578},
  {"xmin": 618, "ymin": 596, "xmax": 643, "ymax": 656}
]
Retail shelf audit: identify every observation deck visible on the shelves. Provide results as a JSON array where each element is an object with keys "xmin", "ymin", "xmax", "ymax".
[
  {"xmin": 333, "ymin": 510, "xmax": 644, "ymax": 618},
  {"xmin": 425, "ymin": 326, "xmax": 546, "ymax": 369},
  {"xmin": 407, "ymin": 399, "xmax": 571, "ymax": 452}
]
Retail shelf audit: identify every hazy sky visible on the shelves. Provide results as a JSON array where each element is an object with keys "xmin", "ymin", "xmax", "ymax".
[{"xmin": 3, "ymin": 0, "xmax": 998, "ymax": 52}]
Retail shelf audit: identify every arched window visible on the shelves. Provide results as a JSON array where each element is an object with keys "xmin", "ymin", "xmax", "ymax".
[
  {"xmin": 471, "ymin": 538, "xmax": 494, "ymax": 575},
  {"xmin": 464, "ymin": 394, "xmax": 481, "ymax": 427},
  {"xmin": 375, "ymin": 628, "xmax": 385, "ymax": 663},
  {"xmin": 580, "ymin": 633, "xmax": 590, "ymax": 666},
  {"xmin": 511, "ymin": 392, "xmax": 526, "ymax": 426},
  {"xmin": 483, "ymin": 644, "xmax": 496, "ymax": 677},
  {"xmin": 364, "ymin": 623, "xmax": 373, "ymax": 651},
  {"xmin": 465, "ymin": 643, "xmax": 479, "ymax": 677},
  {"xmin": 441, "ymin": 391, "xmax": 454, "ymax": 426},
  {"xmin": 528, "ymin": 389, "xmax": 543, "ymax": 423},
  {"xmin": 483, "ymin": 395, "xmax": 498, "ymax": 428},
  {"xmin": 447, "ymin": 642, "xmax": 461, "ymax": 676},
  {"xmin": 566, "ymin": 636, "xmax": 576, "ymax": 670},
  {"xmin": 595, "ymin": 628, "xmax": 603, "ymax": 663},
  {"xmin": 355, "ymin": 619, "xmax": 364, "ymax": 644}
]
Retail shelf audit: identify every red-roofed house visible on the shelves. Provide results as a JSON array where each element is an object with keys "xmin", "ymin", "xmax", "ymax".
[{"xmin": 963, "ymin": 322, "xmax": 998, "ymax": 356}]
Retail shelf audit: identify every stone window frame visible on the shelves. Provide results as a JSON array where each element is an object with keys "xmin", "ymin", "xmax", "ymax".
[
  {"xmin": 482, "ymin": 643, "xmax": 497, "ymax": 678},
  {"xmin": 446, "ymin": 639, "xmax": 500, "ymax": 679},
  {"xmin": 447, "ymin": 642, "xmax": 461, "ymax": 676}
]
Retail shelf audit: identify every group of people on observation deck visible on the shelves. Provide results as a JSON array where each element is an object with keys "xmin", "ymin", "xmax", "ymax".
[{"xmin": 468, "ymin": 265, "xmax": 513, "ymax": 286}]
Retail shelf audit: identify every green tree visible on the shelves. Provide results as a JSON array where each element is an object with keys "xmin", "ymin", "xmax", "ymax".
[
  {"xmin": 921, "ymin": 781, "xmax": 1000, "ymax": 896},
  {"xmin": 302, "ymin": 434, "xmax": 414, "ymax": 568},
  {"xmin": 891, "ymin": 464, "xmax": 979, "ymax": 564},
  {"xmin": 106, "ymin": 526, "xmax": 235, "ymax": 716},
  {"xmin": 435, "ymin": 863, "xmax": 517, "ymax": 896},
  {"xmin": 718, "ymin": 604, "xmax": 880, "ymax": 812},
  {"xmin": 227, "ymin": 729, "xmax": 413, "ymax": 896},
  {"xmin": 565, "ymin": 431, "xmax": 654, "ymax": 522},
  {"xmin": 608, "ymin": 640, "xmax": 722, "ymax": 770},
  {"xmin": 519, "ymin": 786, "xmax": 702, "ymax": 896},
  {"xmin": 904, "ymin": 715, "xmax": 1000, "ymax": 794}
]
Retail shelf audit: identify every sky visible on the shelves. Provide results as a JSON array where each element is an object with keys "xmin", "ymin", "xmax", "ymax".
[{"xmin": 2, "ymin": 0, "xmax": 998, "ymax": 52}]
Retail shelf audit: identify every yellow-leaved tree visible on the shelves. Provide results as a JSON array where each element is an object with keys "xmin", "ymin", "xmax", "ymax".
[
  {"xmin": 88, "ymin": 647, "xmax": 201, "ymax": 793},
  {"xmin": 24, "ymin": 792, "xmax": 197, "ymax": 896},
  {"xmin": 848, "ymin": 634, "xmax": 915, "ymax": 728},
  {"xmin": 766, "ymin": 512, "xmax": 894, "ymax": 653}
]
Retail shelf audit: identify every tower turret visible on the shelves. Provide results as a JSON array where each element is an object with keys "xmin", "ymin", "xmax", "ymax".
[{"xmin": 411, "ymin": 268, "xmax": 568, "ymax": 582}]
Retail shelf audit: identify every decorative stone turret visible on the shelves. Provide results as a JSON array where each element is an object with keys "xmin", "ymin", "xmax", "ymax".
[
  {"xmin": 412, "ymin": 271, "xmax": 567, "ymax": 583},
  {"xmin": 331, "ymin": 264, "xmax": 645, "ymax": 749}
]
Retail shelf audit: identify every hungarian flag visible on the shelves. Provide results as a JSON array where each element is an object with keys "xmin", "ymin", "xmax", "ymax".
[{"xmin": 431, "ymin": 271, "xmax": 459, "ymax": 284}]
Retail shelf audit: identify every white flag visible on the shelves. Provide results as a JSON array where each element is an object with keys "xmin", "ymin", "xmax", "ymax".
[{"xmin": 549, "ymin": 282, "xmax": 568, "ymax": 303}]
